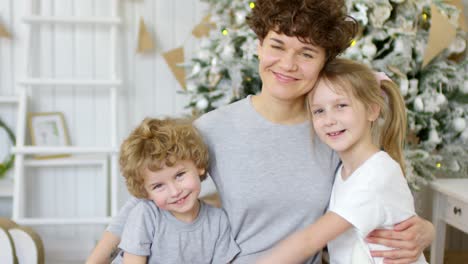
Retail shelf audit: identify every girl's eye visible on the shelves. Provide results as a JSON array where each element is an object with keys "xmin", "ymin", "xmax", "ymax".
[
  {"xmin": 153, "ymin": 184, "xmax": 163, "ymax": 190},
  {"xmin": 312, "ymin": 109, "xmax": 323, "ymax": 115},
  {"xmin": 337, "ymin": 104, "xmax": 348, "ymax": 108}
]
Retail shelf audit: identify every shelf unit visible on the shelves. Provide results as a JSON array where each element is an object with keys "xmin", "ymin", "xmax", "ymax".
[
  {"xmin": 0, "ymin": 93, "xmax": 26, "ymax": 199},
  {"xmin": 11, "ymin": 0, "xmax": 121, "ymax": 226}
]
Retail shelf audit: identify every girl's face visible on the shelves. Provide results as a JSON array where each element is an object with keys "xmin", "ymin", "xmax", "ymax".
[
  {"xmin": 143, "ymin": 160, "xmax": 204, "ymax": 222},
  {"xmin": 257, "ymin": 31, "xmax": 326, "ymax": 104},
  {"xmin": 308, "ymin": 79, "xmax": 379, "ymax": 156}
]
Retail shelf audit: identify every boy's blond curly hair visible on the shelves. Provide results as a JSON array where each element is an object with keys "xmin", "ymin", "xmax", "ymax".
[{"xmin": 119, "ymin": 117, "xmax": 209, "ymax": 198}]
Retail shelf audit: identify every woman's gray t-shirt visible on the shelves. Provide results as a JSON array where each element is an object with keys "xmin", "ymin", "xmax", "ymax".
[{"xmin": 109, "ymin": 96, "xmax": 338, "ymax": 263}]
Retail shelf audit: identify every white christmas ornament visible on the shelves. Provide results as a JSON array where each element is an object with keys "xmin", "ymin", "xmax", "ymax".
[
  {"xmin": 198, "ymin": 49, "xmax": 211, "ymax": 61},
  {"xmin": 449, "ymin": 160, "xmax": 460, "ymax": 172},
  {"xmin": 191, "ymin": 63, "xmax": 202, "ymax": 76},
  {"xmin": 453, "ymin": 118, "xmax": 466, "ymax": 133},
  {"xmin": 399, "ymin": 78, "xmax": 409, "ymax": 96},
  {"xmin": 221, "ymin": 44, "xmax": 235, "ymax": 60},
  {"xmin": 448, "ymin": 36, "xmax": 466, "ymax": 54},
  {"xmin": 408, "ymin": 79, "xmax": 418, "ymax": 96},
  {"xmin": 235, "ymin": 11, "xmax": 247, "ymax": 25},
  {"xmin": 413, "ymin": 97, "xmax": 424, "ymax": 112},
  {"xmin": 186, "ymin": 82, "xmax": 197, "ymax": 92},
  {"xmin": 462, "ymin": 80, "xmax": 468, "ymax": 94},
  {"xmin": 435, "ymin": 93, "xmax": 447, "ymax": 105},
  {"xmin": 461, "ymin": 128, "xmax": 468, "ymax": 142},
  {"xmin": 428, "ymin": 129, "xmax": 442, "ymax": 144},
  {"xmin": 362, "ymin": 42, "xmax": 377, "ymax": 58},
  {"xmin": 196, "ymin": 98, "xmax": 209, "ymax": 110}
]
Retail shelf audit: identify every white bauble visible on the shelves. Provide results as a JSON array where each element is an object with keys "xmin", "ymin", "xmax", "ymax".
[
  {"xmin": 448, "ymin": 37, "xmax": 466, "ymax": 54},
  {"xmin": 390, "ymin": 0, "xmax": 406, "ymax": 3},
  {"xmin": 428, "ymin": 129, "xmax": 442, "ymax": 144},
  {"xmin": 235, "ymin": 11, "xmax": 247, "ymax": 25},
  {"xmin": 191, "ymin": 63, "xmax": 202, "ymax": 76},
  {"xmin": 394, "ymin": 38, "xmax": 406, "ymax": 54},
  {"xmin": 453, "ymin": 117, "xmax": 466, "ymax": 133},
  {"xmin": 198, "ymin": 49, "xmax": 211, "ymax": 61},
  {"xmin": 196, "ymin": 98, "xmax": 209, "ymax": 110},
  {"xmin": 435, "ymin": 93, "xmax": 447, "ymax": 105},
  {"xmin": 399, "ymin": 78, "xmax": 409, "ymax": 96},
  {"xmin": 362, "ymin": 42, "xmax": 377, "ymax": 58},
  {"xmin": 449, "ymin": 160, "xmax": 460, "ymax": 172},
  {"xmin": 186, "ymin": 82, "xmax": 197, "ymax": 92},
  {"xmin": 221, "ymin": 45, "xmax": 235, "ymax": 60},
  {"xmin": 413, "ymin": 97, "xmax": 424, "ymax": 112},
  {"xmin": 462, "ymin": 80, "xmax": 468, "ymax": 94},
  {"xmin": 461, "ymin": 128, "xmax": 468, "ymax": 142},
  {"xmin": 409, "ymin": 79, "xmax": 418, "ymax": 94}
]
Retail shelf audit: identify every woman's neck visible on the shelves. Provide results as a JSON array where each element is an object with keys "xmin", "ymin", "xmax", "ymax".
[{"xmin": 251, "ymin": 94, "xmax": 308, "ymax": 124}]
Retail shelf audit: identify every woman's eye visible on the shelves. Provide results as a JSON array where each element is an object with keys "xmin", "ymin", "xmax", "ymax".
[
  {"xmin": 271, "ymin": 45, "xmax": 283, "ymax": 50},
  {"xmin": 302, "ymin": 53, "xmax": 313, "ymax": 59}
]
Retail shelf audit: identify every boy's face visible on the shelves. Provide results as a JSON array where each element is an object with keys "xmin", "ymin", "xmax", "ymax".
[
  {"xmin": 143, "ymin": 160, "xmax": 204, "ymax": 222},
  {"xmin": 257, "ymin": 30, "xmax": 326, "ymax": 103}
]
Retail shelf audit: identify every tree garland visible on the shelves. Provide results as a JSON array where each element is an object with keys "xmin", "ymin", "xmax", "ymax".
[{"xmin": 0, "ymin": 118, "xmax": 15, "ymax": 178}]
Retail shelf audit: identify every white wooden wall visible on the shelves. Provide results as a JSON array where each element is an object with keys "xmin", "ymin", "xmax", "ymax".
[{"xmin": 0, "ymin": 0, "xmax": 207, "ymax": 261}]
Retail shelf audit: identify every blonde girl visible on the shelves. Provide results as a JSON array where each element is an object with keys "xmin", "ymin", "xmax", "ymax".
[{"xmin": 256, "ymin": 58, "xmax": 427, "ymax": 264}]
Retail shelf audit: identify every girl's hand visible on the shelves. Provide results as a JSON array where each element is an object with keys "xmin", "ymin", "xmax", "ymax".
[{"xmin": 366, "ymin": 216, "xmax": 434, "ymax": 264}]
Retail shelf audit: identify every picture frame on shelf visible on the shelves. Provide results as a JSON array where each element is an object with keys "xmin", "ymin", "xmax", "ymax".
[{"xmin": 28, "ymin": 112, "xmax": 70, "ymax": 159}]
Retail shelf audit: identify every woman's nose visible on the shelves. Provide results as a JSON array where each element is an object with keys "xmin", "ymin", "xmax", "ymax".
[{"xmin": 279, "ymin": 52, "xmax": 298, "ymax": 72}]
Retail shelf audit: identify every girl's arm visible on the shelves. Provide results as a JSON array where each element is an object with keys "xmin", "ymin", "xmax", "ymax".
[
  {"xmin": 367, "ymin": 216, "xmax": 434, "ymax": 263},
  {"xmin": 85, "ymin": 231, "xmax": 120, "ymax": 264},
  {"xmin": 122, "ymin": 252, "xmax": 147, "ymax": 264},
  {"xmin": 256, "ymin": 212, "xmax": 352, "ymax": 264}
]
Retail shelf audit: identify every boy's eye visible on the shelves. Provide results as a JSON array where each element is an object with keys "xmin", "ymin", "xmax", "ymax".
[{"xmin": 176, "ymin": 171, "xmax": 185, "ymax": 179}]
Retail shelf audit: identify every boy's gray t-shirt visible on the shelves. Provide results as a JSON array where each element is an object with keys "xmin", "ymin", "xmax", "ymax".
[
  {"xmin": 112, "ymin": 200, "xmax": 239, "ymax": 264},
  {"xmin": 109, "ymin": 96, "xmax": 338, "ymax": 263}
]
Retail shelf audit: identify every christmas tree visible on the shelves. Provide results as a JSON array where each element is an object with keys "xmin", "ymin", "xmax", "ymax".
[{"xmin": 183, "ymin": 0, "xmax": 468, "ymax": 189}]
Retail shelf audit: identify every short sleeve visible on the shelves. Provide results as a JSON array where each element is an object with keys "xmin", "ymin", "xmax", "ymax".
[
  {"xmin": 212, "ymin": 210, "xmax": 240, "ymax": 263},
  {"xmin": 118, "ymin": 201, "xmax": 157, "ymax": 256},
  {"xmin": 329, "ymin": 168, "xmax": 385, "ymax": 237},
  {"xmin": 378, "ymin": 163, "xmax": 416, "ymax": 225},
  {"xmin": 106, "ymin": 196, "xmax": 141, "ymax": 236}
]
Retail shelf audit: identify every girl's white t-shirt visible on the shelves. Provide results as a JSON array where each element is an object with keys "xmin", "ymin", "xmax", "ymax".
[{"xmin": 327, "ymin": 151, "xmax": 427, "ymax": 264}]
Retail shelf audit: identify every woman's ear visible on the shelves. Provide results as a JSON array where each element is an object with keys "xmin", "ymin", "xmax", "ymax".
[{"xmin": 368, "ymin": 103, "xmax": 381, "ymax": 122}]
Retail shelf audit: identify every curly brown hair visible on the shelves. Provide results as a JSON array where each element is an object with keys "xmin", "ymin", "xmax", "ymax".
[
  {"xmin": 246, "ymin": 0, "xmax": 358, "ymax": 61},
  {"xmin": 119, "ymin": 117, "xmax": 209, "ymax": 198}
]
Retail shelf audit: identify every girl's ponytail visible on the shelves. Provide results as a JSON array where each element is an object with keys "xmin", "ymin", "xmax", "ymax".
[{"xmin": 379, "ymin": 80, "xmax": 407, "ymax": 176}]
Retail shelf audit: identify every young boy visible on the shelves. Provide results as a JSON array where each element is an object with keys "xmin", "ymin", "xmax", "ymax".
[{"xmin": 112, "ymin": 117, "xmax": 239, "ymax": 264}]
